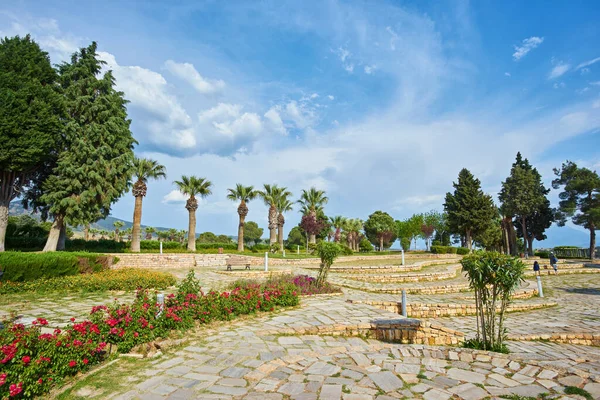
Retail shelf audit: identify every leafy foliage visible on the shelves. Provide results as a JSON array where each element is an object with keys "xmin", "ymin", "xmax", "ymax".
[
  {"xmin": 461, "ymin": 252, "xmax": 526, "ymax": 351},
  {"xmin": 315, "ymin": 242, "xmax": 341, "ymax": 286},
  {"xmin": 243, "ymin": 221, "xmax": 263, "ymax": 244},
  {"xmin": 359, "ymin": 237, "xmax": 374, "ymax": 252},
  {"xmin": 364, "ymin": 211, "xmax": 397, "ymax": 251}
]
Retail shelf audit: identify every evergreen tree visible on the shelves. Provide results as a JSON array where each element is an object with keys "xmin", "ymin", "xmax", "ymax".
[
  {"xmin": 243, "ymin": 221, "xmax": 264, "ymax": 245},
  {"xmin": 364, "ymin": 211, "xmax": 397, "ymax": 251},
  {"xmin": 40, "ymin": 42, "xmax": 135, "ymax": 251},
  {"xmin": 552, "ymin": 161, "xmax": 600, "ymax": 260},
  {"xmin": 513, "ymin": 198, "xmax": 554, "ymax": 256},
  {"xmin": 499, "ymin": 153, "xmax": 551, "ymax": 257},
  {"xmin": 444, "ymin": 168, "xmax": 496, "ymax": 250},
  {"xmin": 0, "ymin": 35, "xmax": 64, "ymax": 251}
]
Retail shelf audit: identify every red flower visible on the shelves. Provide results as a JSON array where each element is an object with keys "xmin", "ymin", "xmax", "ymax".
[
  {"xmin": 9, "ymin": 382, "xmax": 23, "ymax": 397},
  {"xmin": 22, "ymin": 356, "xmax": 31, "ymax": 365},
  {"xmin": 36, "ymin": 318, "xmax": 48, "ymax": 326},
  {"xmin": 70, "ymin": 317, "xmax": 76, "ymax": 322},
  {"xmin": 38, "ymin": 378, "xmax": 43, "ymax": 384},
  {"xmin": 0, "ymin": 373, "xmax": 7, "ymax": 386},
  {"xmin": 134, "ymin": 332, "xmax": 139, "ymax": 338},
  {"xmin": 69, "ymin": 360, "xmax": 77, "ymax": 368},
  {"xmin": 83, "ymin": 358, "xmax": 89, "ymax": 365}
]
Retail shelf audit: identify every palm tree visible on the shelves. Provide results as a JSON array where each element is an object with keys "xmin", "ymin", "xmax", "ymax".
[
  {"xmin": 276, "ymin": 192, "xmax": 294, "ymax": 250},
  {"xmin": 130, "ymin": 158, "xmax": 167, "ymax": 252},
  {"xmin": 100, "ymin": 229, "xmax": 108, "ymax": 240},
  {"xmin": 343, "ymin": 218, "xmax": 363, "ymax": 251},
  {"xmin": 157, "ymin": 230, "xmax": 169, "ymax": 242},
  {"xmin": 227, "ymin": 184, "xmax": 257, "ymax": 251},
  {"xmin": 174, "ymin": 176, "xmax": 212, "ymax": 251},
  {"xmin": 168, "ymin": 228, "xmax": 178, "ymax": 241},
  {"xmin": 330, "ymin": 216, "xmax": 346, "ymax": 243},
  {"xmin": 297, "ymin": 187, "xmax": 328, "ymax": 244},
  {"xmin": 113, "ymin": 221, "xmax": 124, "ymax": 242},
  {"xmin": 124, "ymin": 227, "xmax": 133, "ymax": 241},
  {"xmin": 258, "ymin": 184, "xmax": 283, "ymax": 245},
  {"xmin": 178, "ymin": 230, "xmax": 187, "ymax": 244},
  {"xmin": 144, "ymin": 226, "xmax": 156, "ymax": 240}
]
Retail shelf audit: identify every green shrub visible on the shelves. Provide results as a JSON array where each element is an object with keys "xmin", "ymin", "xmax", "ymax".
[
  {"xmin": 534, "ymin": 250, "xmax": 550, "ymax": 258},
  {"xmin": 446, "ymin": 246, "xmax": 458, "ymax": 254},
  {"xmin": 340, "ymin": 244, "xmax": 354, "ymax": 255},
  {"xmin": 252, "ymin": 243, "xmax": 270, "ymax": 252},
  {"xmin": 430, "ymin": 245, "xmax": 446, "ymax": 254},
  {"xmin": 0, "ymin": 268, "xmax": 175, "ymax": 294},
  {"xmin": 139, "ymin": 240, "xmax": 182, "ymax": 250},
  {"xmin": 456, "ymin": 247, "xmax": 470, "ymax": 255},
  {"xmin": 270, "ymin": 242, "xmax": 280, "ymax": 253},
  {"xmin": 316, "ymin": 242, "xmax": 341, "ymax": 286},
  {"xmin": 553, "ymin": 246, "xmax": 579, "ymax": 250},
  {"xmin": 359, "ymin": 238, "xmax": 374, "ymax": 252},
  {"xmin": 195, "ymin": 242, "xmax": 237, "ymax": 250},
  {"xmin": 5, "ymin": 236, "xmax": 46, "ymax": 251},
  {"xmin": 0, "ymin": 252, "xmax": 115, "ymax": 282},
  {"xmin": 65, "ymin": 238, "xmax": 127, "ymax": 252}
]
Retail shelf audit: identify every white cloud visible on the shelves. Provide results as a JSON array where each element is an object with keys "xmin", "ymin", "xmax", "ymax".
[
  {"xmin": 310, "ymin": 93, "xmax": 319, "ymax": 99},
  {"xmin": 284, "ymin": 100, "xmax": 317, "ymax": 129},
  {"xmin": 590, "ymin": 81, "xmax": 600, "ymax": 86},
  {"xmin": 576, "ymin": 87, "xmax": 590, "ymax": 94},
  {"xmin": 512, "ymin": 36, "xmax": 544, "ymax": 61},
  {"xmin": 264, "ymin": 107, "xmax": 287, "ymax": 134},
  {"xmin": 553, "ymin": 82, "xmax": 565, "ymax": 89},
  {"xmin": 593, "ymin": 99, "xmax": 600, "ymax": 109},
  {"xmin": 548, "ymin": 62, "xmax": 570, "ymax": 79},
  {"xmin": 164, "ymin": 60, "xmax": 225, "ymax": 94},
  {"xmin": 98, "ymin": 52, "xmax": 196, "ymax": 152},
  {"xmin": 580, "ymin": 68, "xmax": 590, "ymax": 75},
  {"xmin": 364, "ymin": 65, "xmax": 376, "ymax": 74},
  {"xmin": 576, "ymin": 56, "xmax": 600, "ymax": 70},
  {"xmin": 162, "ymin": 190, "xmax": 188, "ymax": 204},
  {"xmin": 386, "ymin": 26, "xmax": 399, "ymax": 50},
  {"xmin": 504, "ymin": 72, "xmax": 511, "ymax": 77},
  {"xmin": 328, "ymin": 95, "xmax": 335, "ymax": 100},
  {"xmin": 336, "ymin": 47, "xmax": 351, "ymax": 62}
]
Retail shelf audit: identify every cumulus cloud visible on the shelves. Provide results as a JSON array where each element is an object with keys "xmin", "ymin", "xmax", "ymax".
[
  {"xmin": 512, "ymin": 36, "xmax": 544, "ymax": 61},
  {"xmin": 328, "ymin": 95, "xmax": 335, "ymax": 100},
  {"xmin": 364, "ymin": 65, "xmax": 376, "ymax": 74},
  {"xmin": 164, "ymin": 60, "xmax": 225, "ymax": 94},
  {"xmin": 504, "ymin": 72, "xmax": 511, "ymax": 77},
  {"xmin": 548, "ymin": 62, "xmax": 570, "ymax": 79},
  {"xmin": 99, "ymin": 52, "xmax": 196, "ymax": 152},
  {"xmin": 162, "ymin": 190, "xmax": 188, "ymax": 204}
]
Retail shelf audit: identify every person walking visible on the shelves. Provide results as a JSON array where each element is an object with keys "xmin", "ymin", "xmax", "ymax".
[
  {"xmin": 549, "ymin": 253, "xmax": 558, "ymax": 275},
  {"xmin": 533, "ymin": 260, "xmax": 541, "ymax": 276}
]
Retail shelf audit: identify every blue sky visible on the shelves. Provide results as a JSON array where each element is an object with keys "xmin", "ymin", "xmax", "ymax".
[{"xmin": 2, "ymin": 1, "xmax": 599, "ymax": 248}]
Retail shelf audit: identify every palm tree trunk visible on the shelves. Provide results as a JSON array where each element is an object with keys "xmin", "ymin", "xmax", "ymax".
[
  {"xmin": 278, "ymin": 223, "xmax": 284, "ymax": 250},
  {"xmin": 188, "ymin": 209, "xmax": 196, "ymax": 251},
  {"xmin": 0, "ymin": 198, "xmax": 9, "ymax": 252},
  {"xmin": 131, "ymin": 195, "xmax": 143, "ymax": 252},
  {"xmin": 237, "ymin": 215, "xmax": 245, "ymax": 252},
  {"xmin": 43, "ymin": 214, "xmax": 65, "ymax": 252}
]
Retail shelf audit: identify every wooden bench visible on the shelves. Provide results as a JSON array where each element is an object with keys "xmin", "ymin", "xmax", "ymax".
[{"xmin": 226, "ymin": 255, "xmax": 251, "ymax": 271}]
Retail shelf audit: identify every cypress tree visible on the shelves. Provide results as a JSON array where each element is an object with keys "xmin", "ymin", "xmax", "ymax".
[
  {"xmin": 552, "ymin": 161, "xmax": 600, "ymax": 260},
  {"xmin": 444, "ymin": 168, "xmax": 496, "ymax": 250},
  {"xmin": 0, "ymin": 35, "xmax": 64, "ymax": 251},
  {"xmin": 499, "ymin": 153, "xmax": 551, "ymax": 257},
  {"xmin": 39, "ymin": 42, "xmax": 135, "ymax": 251}
]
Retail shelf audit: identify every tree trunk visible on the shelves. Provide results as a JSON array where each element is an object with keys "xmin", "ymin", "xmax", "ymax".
[
  {"xmin": 57, "ymin": 224, "xmax": 66, "ymax": 250},
  {"xmin": 84, "ymin": 224, "xmax": 90, "ymax": 241},
  {"xmin": 466, "ymin": 230, "xmax": 472, "ymax": 251},
  {"xmin": 278, "ymin": 224, "xmax": 284, "ymax": 250},
  {"xmin": 520, "ymin": 216, "xmax": 528, "ymax": 258},
  {"xmin": 527, "ymin": 237, "xmax": 533, "ymax": 257},
  {"xmin": 590, "ymin": 225, "xmax": 596, "ymax": 260},
  {"xmin": 309, "ymin": 234, "xmax": 316, "ymax": 244},
  {"xmin": 43, "ymin": 215, "xmax": 65, "ymax": 252},
  {"xmin": 0, "ymin": 198, "xmax": 9, "ymax": 252},
  {"xmin": 187, "ymin": 209, "xmax": 196, "ymax": 251},
  {"xmin": 130, "ymin": 195, "xmax": 143, "ymax": 252},
  {"xmin": 379, "ymin": 236, "xmax": 384, "ymax": 252},
  {"xmin": 237, "ymin": 215, "xmax": 245, "ymax": 252}
]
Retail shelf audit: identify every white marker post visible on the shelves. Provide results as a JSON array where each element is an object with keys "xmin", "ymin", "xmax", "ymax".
[
  {"xmin": 297, "ymin": 245, "xmax": 300, "ymax": 255},
  {"xmin": 401, "ymin": 249, "xmax": 405, "ymax": 266},
  {"xmin": 264, "ymin": 252, "xmax": 269, "ymax": 272},
  {"xmin": 160, "ymin": 241, "xmax": 163, "ymax": 254},
  {"xmin": 536, "ymin": 276, "xmax": 544, "ymax": 298},
  {"xmin": 401, "ymin": 290, "xmax": 407, "ymax": 317},
  {"xmin": 157, "ymin": 293, "xmax": 164, "ymax": 317}
]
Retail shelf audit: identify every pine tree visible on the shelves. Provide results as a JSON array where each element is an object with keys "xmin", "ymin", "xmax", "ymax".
[
  {"xmin": 444, "ymin": 168, "xmax": 496, "ymax": 250},
  {"xmin": 499, "ymin": 153, "xmax": 551, "ymax": 257},
  {"xmin": 552, "ymin": 161, "xmax": 600, "ymax": 260},
  {"xmin": 39, "ymin": 42, "xmax": 135, "ymax": 251},
  {"xmin": 0, "ymin": 35, "xmax": 64, "ymax": 251}
]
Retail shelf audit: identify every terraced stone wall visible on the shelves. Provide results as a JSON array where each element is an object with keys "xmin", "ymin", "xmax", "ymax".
[{"xmin": 373, "ymin": 318, "xmax": 465, "ymax": 345}]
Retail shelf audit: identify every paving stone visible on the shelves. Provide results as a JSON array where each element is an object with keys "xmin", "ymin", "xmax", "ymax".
[
  {"xmin": 220, "ymin": 367, "xmax": 251, "ymax": 378},
  {"xmin": 448, "ymin": 383, "xmax": 489, "ymax": 400},
  {"xmin": 167, "ymin": 388, "xmax": 195, "ymax": 399},
  {"xmin": 277, "ymin": 382, "xmax": 305, "ymax": 396},
  {"xmin": 320, "ymin": 384, "xmax": 343, "ymax": 400},
  {"xmin": 217, "ymin": 378, "xmax": 246, "ymax": 387},
  {"xmin": 537, "ymin": 369, "xmax": 558, "ymax": 380},
  {"xmin": 508, "ymin": 384, "xmax": 548, "ymax": 398},
  {"xmin": 583, "ymin": 382, "xmax": 600, "ymax": 399},
  {"xmin": 446, "ymin": 368, "xmax": 486, "ymax": 384},
  {"xmin": 423, "ymin": 388, "xmax": 451, "ymax": 400},
  {"xmin": 305, "ymin": 361, "xmax": 341, "ymax": 376},
  {"xmin": 279, "ymin": 336, "xmax": 304, "ymax": 345},
  {"xmin": 342, "ymin": 394, "xmax": 372, "ymax": 400},
  {"xmin": 394, "ymin": 364, "xmax": 420, "ymax": 374},
  {"xmin": 558, "ymin": 374, "xmax": 586, "ymax": 387},
  {"xmin": 206, "ymin": 385, "xmax": 248, "ymax": 396},
  {"xmin": 487, "ymin": 373, "xmax": 520, "ymax": 387},
  {"xmin": 150, "ymin": 384, "xmax": 177, "ymax": 395},
  {"xmin": 368, "ymin": 371, "xmax": 403, "ymax": 392}
]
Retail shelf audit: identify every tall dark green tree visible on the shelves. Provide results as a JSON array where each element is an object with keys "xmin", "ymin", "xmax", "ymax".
[
  {"xmin": 513, "ymin": 198, "xmax": 554, "ymax": 256},
  {"xmin": 364, "ymin": 211, "xmax": 397, "ymax": 251},
  {"xmin": 0, "ymin": 35, "xmax": 64, "ymax": 252},
  {"xmin": 444, "ymin": 168, "xmax": 496, "ymax": 251},
  {"xmin": 499, "ymin": 153, "xmax": 551, "ymax": 256},
  {"xmin": 40, "ymin": 42, "xmax": 136, "ymax": 251},
  {"xmin": 552, "ymin": 161, "xmax": 600, "ymax": 260},
  {"xmin": 243, "ymin": 221, "xmax": 263, "ymax": 245}
]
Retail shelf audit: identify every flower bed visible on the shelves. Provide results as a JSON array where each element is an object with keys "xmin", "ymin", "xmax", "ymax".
[
  {"xmin": 0, "ymin": 268, "xmax": 176, "ymax": 295},
  {"xmin": 229, "ymin": 274, "xmax": 341, "ymax": 296},
  {"xmin": 0, "ymin": 271, "xmax": 298, "ymax": 398}
]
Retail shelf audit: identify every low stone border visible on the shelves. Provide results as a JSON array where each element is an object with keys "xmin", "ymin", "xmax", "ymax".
[
  {"xmin": 373, "ymin": 318, "xmax": 465, "ymax": 345},
  {"xmin": 509, "ymin": 333, "xmax": 600, "ymax": 347},
  {"xmin": 347, "ymin": 299, "xmax": 556, "ymax": 318},
  {"xmin": 358, "ymin": 283, "xmax": 472, "ymax": 294},
  {"xmin": 214, "ymin": 269, "xmax": 292, "ymax": 277},
  {"xmin": 347, "ymin": 268, "xmax": 460, "ymax": 283},
  {"xmin": 524, "ymin": 268, "xmax": 600, "ymax": 277}
]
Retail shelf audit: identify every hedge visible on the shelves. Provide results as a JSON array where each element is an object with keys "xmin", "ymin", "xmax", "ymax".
[
  {"xmin": 0, "ymin": 252, "xmax": 115, "ymax": 282},
  {"xmin": 430, "ymin": 246, "xmax": 469, "ymax": 255},
  {"xmin": 195, "ymin": 242, "xmax": 236, "ymax": 250},
  {"xmin": 139, "ymin": 240, "xmax": 183, "ymax": 250}
]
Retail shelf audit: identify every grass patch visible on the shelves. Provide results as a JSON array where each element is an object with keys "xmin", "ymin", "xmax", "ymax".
[
  {"xmin": 564, "ymin": 386, "xmax": 593, "ymax": 400},
  {"xmin": 463, "ymin": 338, "xmax": 509, "ymax": 354}
]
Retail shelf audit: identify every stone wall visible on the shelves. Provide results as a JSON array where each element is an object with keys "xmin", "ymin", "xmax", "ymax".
[
  {"xmin": 369, "ymin": 284, "xmax": 471, "ymax": 295},
  {"xmin": 347, "ymin": 300, "xmax": 555, "ymax": 318},
  {"xmin": 509, "ymin": 333, "xmax": 600, "ymax": 347},
  {"xmin": 373, "ymin": 318, "xmax": 465, "ymax": 346}
]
